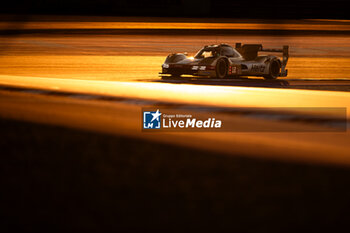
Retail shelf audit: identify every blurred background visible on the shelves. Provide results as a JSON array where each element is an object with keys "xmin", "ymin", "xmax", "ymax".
[{"xmin": 1, "ymin": 0, "xmax": 349, "ymax": 19}]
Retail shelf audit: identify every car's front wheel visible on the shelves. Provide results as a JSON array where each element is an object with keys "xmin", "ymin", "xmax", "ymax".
[{"xmin": 216, "ymin": 59, "xmax": 228, "ymax": 79}]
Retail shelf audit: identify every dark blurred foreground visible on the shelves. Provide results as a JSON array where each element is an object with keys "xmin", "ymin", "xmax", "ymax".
[{"xmin": 1, "ymin": 118, "xmax": 350, "ymax": 232}]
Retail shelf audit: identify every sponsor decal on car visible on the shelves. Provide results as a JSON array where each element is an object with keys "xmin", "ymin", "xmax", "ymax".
[{"xmin": 251, "ymin": 64, "xmax": 265, "ymax": 72}]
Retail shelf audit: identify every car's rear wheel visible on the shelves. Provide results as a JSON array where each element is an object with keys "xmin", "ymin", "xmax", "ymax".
[
  {"xmin": 264, "ymin": 59, "xmax": 281, "ymax": 79},
  {"xmin": 216, "ymin": 59, "xmax": 228, "ymax": 79}
]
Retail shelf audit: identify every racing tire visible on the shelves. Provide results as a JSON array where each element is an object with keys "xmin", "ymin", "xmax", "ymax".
[
  {"xmin": 264, "ymin": 59, "xmax": 281, "ymax": 79},
  {"xmin": 216, "ymin": 59, "xmax": 228, "ymax": 79}
]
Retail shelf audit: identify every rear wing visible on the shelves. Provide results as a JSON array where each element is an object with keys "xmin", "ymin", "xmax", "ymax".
[{"xmin": 235, "ymin": 43, "xmax": 289, "ymax": 77}]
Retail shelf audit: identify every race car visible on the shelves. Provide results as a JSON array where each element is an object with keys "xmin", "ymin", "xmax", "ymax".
[{"xmin": 160, "ymin": 43, "xmax": 289, "ymax": 79}]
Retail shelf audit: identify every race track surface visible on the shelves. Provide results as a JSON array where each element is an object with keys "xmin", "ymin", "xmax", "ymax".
[
  {"xmin": 2, "ymin": 18, "xmax": 350, "ymax": 232},
  {"xmin": 1, "ymin": 28, "xmax": 350, "ymax": 164}
]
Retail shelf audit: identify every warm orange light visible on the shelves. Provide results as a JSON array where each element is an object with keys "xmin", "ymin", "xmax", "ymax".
[{"xmin": 1, "ymin": 21, "xmax": 350, "ymax": 31}]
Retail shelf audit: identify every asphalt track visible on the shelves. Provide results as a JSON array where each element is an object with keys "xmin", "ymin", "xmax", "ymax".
[
  {"xmin": 0, "ymin": 76, "xmax": 349, "ymax": 166},
  {"xmin": 1, "ymin": 29, "xmax": 350, "ymax": 166}
]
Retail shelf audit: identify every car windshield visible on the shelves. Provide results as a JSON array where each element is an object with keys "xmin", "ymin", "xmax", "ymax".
[
  {"xmin": 195, "ymin": 48, "xmax": 217, "ymax": 59},
  {"xmin": 221, "ymin": 46, "xmax": 241, "ymax": 57}
]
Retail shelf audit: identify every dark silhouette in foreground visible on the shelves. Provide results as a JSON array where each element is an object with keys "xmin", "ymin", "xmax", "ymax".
[{"xmin": 1, "ymin": 118, "xmax": 350, "ymax": 232}]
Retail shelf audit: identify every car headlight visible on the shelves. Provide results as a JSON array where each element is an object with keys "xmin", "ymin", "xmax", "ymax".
[
  {"xmin": 199, "ymin": 66, "xmax": 206, "ymax": 70},
  {"xmin": 162, "ymin": 63, "xmax": 169, "ymax": 68},
  {"xmin": 192, "ymin": 66, "xmax": 199, "ymax": 70}
]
